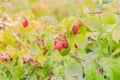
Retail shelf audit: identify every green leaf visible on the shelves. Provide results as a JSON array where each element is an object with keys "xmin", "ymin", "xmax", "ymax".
[
  {"xmin": 69, "ymin": 25, "xmax": 87, "ymax": 50},
  {"xmin": 116, "ymin": 57, "xmax": 120, "ymax": 66},
  {"xmin": 35, "ymin": 53, "xmax": 46, "ymax": 64},
  {"xmin": 106, "ymin": 34, "xmax": 118, "ymax": 52},
  {"xmin": 64, "ymin": 57, "xmax": 83, "ymax": 80},
  {"xmin": 3, "ymin": 28, "xmax": 15, "ymax": 45},
  {"xmin": 84, "ymin": 63, "xmax": 104, "ymax": 80},
  {"xmin": 12, "ymin": 66, "xmax": 23, "ymax": 79},
  {"xmin": 101, "ymin": 12, "xmax": 117, "ymax": 25},
  {"xmin": 52, "ymin": 65, "xmax": 64, "ymax": 79},
  {"xmin": 112, "ymin": 47, "xmax": 120, "ymax": 57},
  {"xmin": 82, "ymin": 0, "xmax": 96, "ymax": 10},
  {"xmin": 83, "ymin": 15, "xmax": 104, "ymax": 33},
  {"xmin": 29, "ymin": 42, "xmax": 38, "ymax": 54},
  {"xmin": 18, "ymin": 56, "xmax": 22, "ymax": 68},
  {"xmin": 24, "ymin": 66, "xmax": 34, "ymax": 75},
  {"xmin": 59, "ymin": 48, "xmax": 70, "ymax": 56},
  {"xmin": 99, "ymin": 58, "xmax": 120, "ymax": 80},
  {"xmin": 98, "ymin": 0, "xmax": 102, "ymax": 5},
  {"xmin": 45, "ymin": 36, "xmax": 53, "ymax": 50},
  {"xmin": 30, "ymin": 73, "xmax": 37, "ymax": 80},
  {"xmin": 61, "ymin": 17, "xmax": 76, "ymax": 36},
  {"xmin": 76, "ymin": 25, "xmax": 87, "ymax": 49},
  {"xmin": 93, "ymin": 36, "xmax": 109, "ymax": 54},
  {"xmin": 102, "ymin": 0, "xmax": 112, "ymax": 4},
  {"xmin": 35, "ymin": 68, "xmax": 44, "ymax": 78},
  {"xmin": 44, "ymin": 58, "xmax": 53, "ymax": 72},
  {"xmin": 112, "ymin": 26, "xmax": 120, "ymax": 43}
]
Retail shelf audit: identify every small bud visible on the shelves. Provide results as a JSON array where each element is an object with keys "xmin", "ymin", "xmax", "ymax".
[{"xmin": 76, "ymin": 19, "xmax": 83, "ymax": 27}]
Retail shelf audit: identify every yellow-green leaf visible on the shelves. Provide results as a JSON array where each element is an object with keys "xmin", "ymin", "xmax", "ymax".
[{"xmin": 101, "ymin": 12, "xmax": 117, "ymax": 25}]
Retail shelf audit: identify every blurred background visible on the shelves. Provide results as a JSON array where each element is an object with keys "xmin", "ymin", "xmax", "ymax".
[{"xmin": 0, "ymin": 0, "xmax": 119, "ymax": 22}]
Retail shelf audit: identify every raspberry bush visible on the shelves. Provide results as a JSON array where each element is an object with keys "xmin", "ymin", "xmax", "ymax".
[{"xmin": 0, "ymin": 0, "xmax": 120, "ymax": 80}]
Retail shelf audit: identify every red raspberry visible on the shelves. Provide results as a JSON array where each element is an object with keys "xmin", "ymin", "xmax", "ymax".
[
  {"xmin": 54, "ymin": 40, "xmax": 58, "ymax": 45},
  {"xmin": 0, "ymin": 53, "xmax": 7, "ymax": 62},
  {"xmin": 22, "ymin": 57, "xmax": 27, "ymax": 64},
  {"xmin": 0, "ymin": 57, "xmax": 7, "ymax": 62},
  {"xmin": 72, "ymin": 25, "xmax": 79, "ymax": 34},
  {"xmin": 22, "ymin": 19, "xmax": 29, "ymax": 28},
  {"xmin": 23, "ymin": 60, "xmax": 27, "ymax": 64},
  {"xmin": 55, "ymin": 43, "xmax": 63, "ymax": 51},
  {"xmin": 62, "ymin": 42, "xmax": 69, "ymax": 48},
  {"xmin": 40, "ymin": 39, "xmax": 44, "ymax": 46},
  {"xmin": 6, "ymin": 53, "xmax": 13, "ymax": 61},
  {"xmin": 29, "ymin": 57, "xmax": 34, "ymax": 63}
]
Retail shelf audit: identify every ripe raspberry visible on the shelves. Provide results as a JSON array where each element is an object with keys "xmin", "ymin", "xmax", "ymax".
[
  {"xmin": 0, "ymin": 57, "xmax": 7, "ymax": 62},
  {"xmin": 54, "ymin": 40, "xmax": 57, "ymax": 46},
  {"xmin": 22, "ymin": 19, "xmax": 29, "ymax": 28},
  {"xmin": 62, "ymin": 42, "xmax": 69, "ymax": 48},
  {"xmin": 29, "ymin": 57, "xmax": 34, "ymax": 63},
  {"xmin": 6, "ymin": 53, "xmax": 13, "ymax": 61},
  {"xmin": 0, "ymin": 53, "xmax": 7, "ymax": 62},
  {"xmin": 55, "ymin": 43, "xmax": 63, "ymax": 51},
  {"xmin": 72, "ymin": 25, "xmax": 79, "ymax": 34},
  {"xmin": 23, "ymin": 60, "xmax": 27, "ymax": 64},
  {"xmin": 54, "ymin": 34, "xmax": 69, "ymax": 50},
  {"xmin": 22, "ymin": 57, "xmax": 27, "ymax": 64}
]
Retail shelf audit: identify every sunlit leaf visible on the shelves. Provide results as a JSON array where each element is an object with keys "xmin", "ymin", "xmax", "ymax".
[
  {"xmin": 101, "ymin": 12, "xmax": 117, "ymax": 25},
  {"xmin": 12, "ymin": 66, "xmax": 23, "ymax": 79},
  {"xmin": 112, "ymin": 26, "xmax": 120, "ymax": 43},
  {"xmin": 3, "ymin": 28, "xmax": 16, "ymax": 45},
  {"xmin": 82, "ymin": 0, "xmax": 96, "ymax": 10},
  {"xmin": 84, "ymin": 63, "xmax": 104, "ymax": 80},
  {"xmin": 64, "ymin": 57, "xmax": 83, "ymax": 80},
  {"xmin": 99, "ymin": 58, "xmax": 120, "ymax": 80},
  {"xmin": 59, "ymin": 48, "xmax": 70, "ymax": 56}
]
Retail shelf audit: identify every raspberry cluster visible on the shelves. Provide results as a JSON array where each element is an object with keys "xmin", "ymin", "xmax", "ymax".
[
  {"xmin": 0, "ymin": 52, "xmax": 13, "ymax": 62},
  {"xmin": 54, "ymin": 34, "xmax": 69, "ymax": 51},
  {"xmin": 22, "ymin": 55, "xmax": 34, "ymax": 64}
]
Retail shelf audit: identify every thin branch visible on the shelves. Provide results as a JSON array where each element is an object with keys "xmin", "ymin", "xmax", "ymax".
[
  {"xmin": 26, "ymin": 69, "xmax": 35, "ymax": 80},
  {"xmin": 48, "ymin": 69, "xmax": 54, "ymax": 80},
  {"xmin": 26, "ymin": 61, "xmax": 44, "ymax": 80},
  {"xmin": 13, "ymin": 33, "xmax": 22, "ymax": 44},
  {"xmin": 88, "ymin": 11, "xmax": 102, "ymax": 14},
  {"xmin": 88, "ymin": 11, "xmax": 120, "ymax": 15}
]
